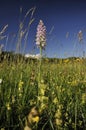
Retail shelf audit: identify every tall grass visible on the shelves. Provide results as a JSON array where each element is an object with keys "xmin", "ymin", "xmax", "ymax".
[{"xmin": 0, "ymin": 58, "xmax": 86, "ymax": 130}]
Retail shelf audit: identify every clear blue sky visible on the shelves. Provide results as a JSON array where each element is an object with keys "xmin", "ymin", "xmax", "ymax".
[{"xmin": 0, "ymin": 0, "xmax": 86, "ymax": 58}]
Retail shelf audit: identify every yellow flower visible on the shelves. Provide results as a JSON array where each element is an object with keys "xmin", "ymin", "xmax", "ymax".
[
  {"xmin": 65, "ymin": 112, "xmax": 68, "ymax": 119},
  {"xmin": 1, "ymin": 128, "xmax": 5, "ymax": 130},
  {"xmin": 55, "ymin": 118, "xmax": 62, "ymax": 126},
  {"xmin": 18, "ymin": 80, "xmax": 24, "ymax": 88},
  {"xmin": 39, "ymin": 83, "xmax": 47, "ymax": 89},
  {"xmin": 76, "ymin": 58, "xmax": 81, "ymax": 62},
  {"xmin": 27, "ymin": 107, "xmax": 39, "ymax": 124},
  {"xmin": 24, "ymin": 126, "xmax": 31, "ymax": 130},
  {"xmin": 69, "ymin": 118, "xmax": 72, "ymax": 123},
  {"xmin": 53, "ymin": 97, "xmax": 58, "ymax": 104},
  {"xmin": 40, "ymin": 79, "xmax": 45, "ymax": 84},
  {"xmin": 12, "ymin": 66, "xmax": 15, "ymax": 70},
  {"xmin": 39, "ymin": 103, "xmax": 46, "ymax": 113},
  {"xmin": 32, "ymin": 116, "xmax": 39, "ymax": 123},
  {"xmin": 79, "ymin": 121, "xmax": 82, "ymax": 126},
  {"xmin": 64, "ymin": 59, "xmax": 69, "ymax": 63},
  {"xmin": 58, "ymin": 104, "xmax": 63, "ymax": 109},
  {"xmin": 19, "ymin": 93, "xmax": 22, "ymax": 97},
  {"xmin": 12, "ymin": 96, "xmax": 15, "ymax": 103},
  {"xmin": 6, "ymin": 103, "xmax": 11, "ymax": 110},
  {"xmin": 29, "ymin": 100, "xmax": 36, "ymax": 106},
  {"xmin": 0, "ymin": 79, "xmax": 2, "ymax": 84},
  {"xmin": 55, "ymin": 109, "xmax": 62, "ymax": 118},
  {"xmin": 71, "ymin": 80, "xmax": 78, "ymax": 86},
  {"xmin": 82, "ymin": 93, "xmax": 86, "ymax": 104},
  {"xmin": 38, "ymin": 96, "xmax": 48, "ymax": 102},
  {"xmin": 18, "ymin": 80, "xmax": 23, "ymax": 96},
  {"xmin": 40, "ymin": 88, "xmax": 45, "ymax": 95}
]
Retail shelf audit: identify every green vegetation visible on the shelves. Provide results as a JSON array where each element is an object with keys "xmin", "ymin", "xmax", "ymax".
[{"xmin": 0, "ymin": 53, "xmax": 86, "ymax": 130}]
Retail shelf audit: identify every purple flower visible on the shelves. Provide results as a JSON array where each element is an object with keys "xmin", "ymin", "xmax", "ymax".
[{"xmin": 36, "ymin": 20, "xmax": 46, "ymax": 49}]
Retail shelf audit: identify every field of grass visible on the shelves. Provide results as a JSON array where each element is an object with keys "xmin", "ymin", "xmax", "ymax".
[{"xmin": 0, "ymin": 55, "xmax": 86, "ymax": 130}]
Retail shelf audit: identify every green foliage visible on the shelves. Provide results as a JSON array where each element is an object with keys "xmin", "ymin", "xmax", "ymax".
[{"xmin": 0, "ymin": 56, "xmax": 86, "ymax": 130}]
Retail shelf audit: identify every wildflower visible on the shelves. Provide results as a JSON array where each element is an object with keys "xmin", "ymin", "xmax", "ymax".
[
  {"xmin": 58, "ymin": 104, "xmax": 63, "ymax": 109},
  {"xmin": 19, "ymin": 92, "xmax": 22, "ymax": 97},
  {"xmin": 39, "ymin": 88, "xmax": 45, "ymax": 95},
  {"xmin": 55, "ymin": 109, "xmax": 62, "ymax": 118},
  {"xmin": 12, "ymin": 66, "xmax": 15, "ymax": 70},
  {"xmin": 6, "ymin": 103, "xmax": 11, "ymax": 110},
  {"xmin": 0, "ymin": 79, "xmax": 2, "ymax": 84},
  {"xmin": 55, "ymin": 118, "xmax": 62, "ymax": 126},
  {"xmin": 76, "ymin": 58, "xmax": 81, "ymax": 62},
  {"xmin": 29, "ymin": 99, "xmax": 36, "ymax": 106},
  {"xmin": 27, "ymin": 107, "xmax": 39, "ymax": 124},
  {"xmin": 1, "ymin": 128, "xmax": 5, "ymax": 130},
  {"xmin": 30, "ymin": 82, "xmax": 34, "ymax": 86},
  {"xmin": 79, "ymin": 120, "xmax": 82, "ymax": 126},
  {"xmin": 53, "ymin": 97, "xmax": 58, "ymax": 104},
  {"xmin": 18, "ymin": 80, "xmax": 24, "ymax": 88},
  {"xmin": 81, "ymin": 93, "xmax": 86, "ymax": 104},
  {"xmin": 36, "ymin": 20, "xmax": 46, "ymax": 49},
  {"xmin": 69, "ymin": 118, "xmax": 72, "ymax": 123},
  {"xmin": 40, "ymin": 79, "xmax": 45, "ymax": 84},
  {"xmin": 39, "ymin": 103, "xmax": 47, "ymax": 113},
  {"xmin": 32, "ymin": 116, "xmax": 39, "ymax": 123},
  {"xmin": 18, "ymin": 80, "xmax": 24, "ymax": 97},
  {"xmin": 38, "ymin": 96, "xmax": 48, "ymax": 102},
  {"xmin": 70, "ymin": 80, "xmax": 78, "ymax": 86},
  {"xmin": 24, "ymin": 126, "xmax": 32, "ymax": 130},
  {"xmin": 65, "ymin": 112, "xmax": 69, "ymax": 120},
  {"xmin": 12, "ymin": 96, "xmax": 15, "ymax": 103},
  {"xmin": 64, "ymin": 59, "xmax": 69, "ymax": 63}
]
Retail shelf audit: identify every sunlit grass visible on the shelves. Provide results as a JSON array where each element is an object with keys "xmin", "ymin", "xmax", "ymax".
[{"xmin": 0, "ymin": 57, "xmax": 86, "ymax": 130}]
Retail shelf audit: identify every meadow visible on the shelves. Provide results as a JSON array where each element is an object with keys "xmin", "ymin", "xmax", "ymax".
[
  {"xmin": 0, "ymin": 55, "xmax": 86, "ymax": 130},
  {"xmin": 0, "ymin": 7, "xmax": 86, "ymax": 130}
]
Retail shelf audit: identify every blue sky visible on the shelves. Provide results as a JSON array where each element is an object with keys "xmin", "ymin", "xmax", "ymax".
[{"xmin": 0, "ymin": 0, "xmax": 86, "ymax": 58}]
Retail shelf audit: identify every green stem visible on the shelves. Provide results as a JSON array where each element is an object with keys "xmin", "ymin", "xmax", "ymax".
[
  {"xmin": 37, "ymin": 47, "xmax": 42, "ymax": 106},
  {"xmin": 75, "ymin": 93, "xmax": 77, "ymax": 130},
  {"xmin": 39, "ymin": 46, "xmax": 42, "ymax": 82}
]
